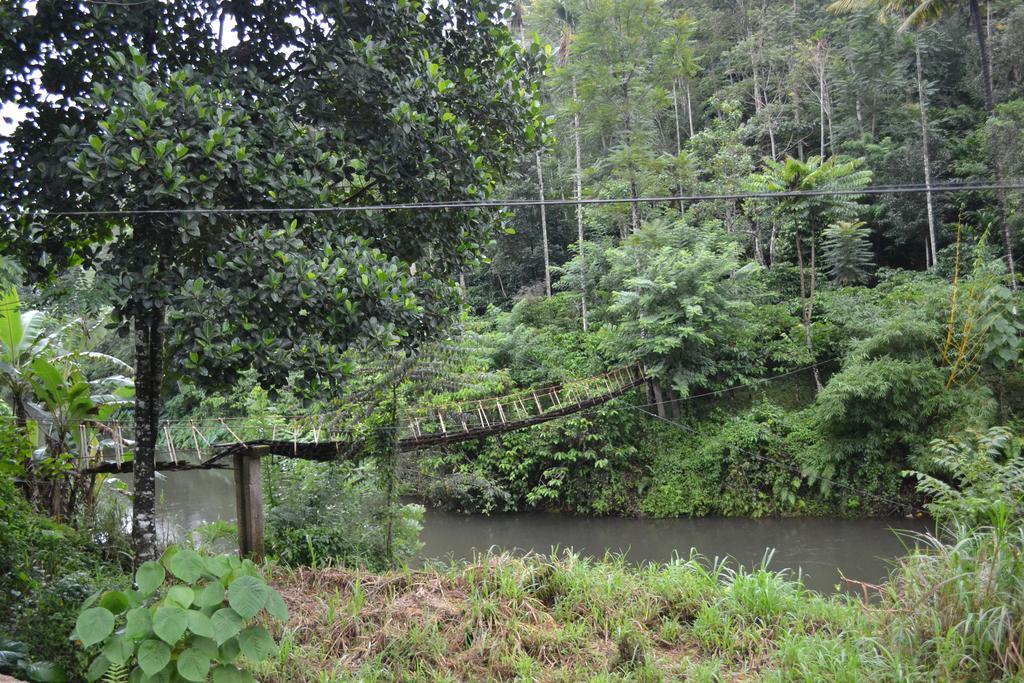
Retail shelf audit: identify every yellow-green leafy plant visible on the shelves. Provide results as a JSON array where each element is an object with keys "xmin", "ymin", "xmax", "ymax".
[{"xmin": 72, "ymin": 546, "xmax": 288, "ymax": 682}]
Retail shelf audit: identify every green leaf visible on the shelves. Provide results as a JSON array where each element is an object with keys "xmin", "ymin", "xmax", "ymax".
[
  {"xmin": 99, "ymin": 590, "xmax": 131, "ymax": 615},
  {"xmin": 23, "ymin": 660, "xmax": 65, "ymax": 683},
  {"xmin": 136, "ymin": 561, "xmax": 166, "ymax": 596},
  {"xmin": 137, "ymin": 639, "xmax": 171, "ymax": 677},
  {"xmin": 85, "ymin": 654, "xmax": 109, "ymax": 682},
  {"xmin": 101, "ymin": 634, "xmax": 134, "ymax": 666},
  {"xmin": 204, "ymin": 555, "xmax": 232, "ymax": 579},
  {"xmin": 152, "ymin": 606, "xmax": 189, "ymax": 645},
  {"xmin": 237, "ymin": 625, "xmax": 276, "ymax": 663},
  {"xmin": 227, "ymin": 576, "xmax": 268, "ymax": 619},
  {"xmin": 124, "ymin": 607, "xmax": 152, "ymax": 639},
  {"xmin": 217, "ymin": 636, "xmax": 240, "ymax": 664},
  {"xmin": 176, "ymin": 648, "xmax": 211, "ymax": 682},
  {"xmin": 75, "ymin": 607, "xmax": 115, "ymax": 648},
  {"xmin": 190, "ymin": 636, "xmax": 219, "ymax": 659},
  {"xmin": 89, "ymin": 135, "xmax": 103, "ymax": 153},
  {"xmin": 187, "ymin": 610, "xmax": 217, "ymax": 639},
  {"xmin": 196, "ymin": 581, "xmax": 226, "ymax": 608},
  {"xmin": 0, "ymin": 289, "xmax": 23, "ymax": 363},
  {"xmin": 264, "ymin": 589, "xmax": 288, "ymax": 622},
  {"xmin": 168, "ymin": 549, "xmax": 207, "ymax": 583},
  {"xmin": 166, "ymin": 585, "xmax": 195, "ymax": 609},
  {"xmin": 212, "ymin": 666, "xmax": 254, "ymax": 683},
  {"xmin": 210, "ymin": 608, "xmax": 243, "ymax": 645}
]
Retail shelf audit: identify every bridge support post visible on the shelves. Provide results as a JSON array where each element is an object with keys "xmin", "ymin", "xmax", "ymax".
[{"xmin": 234, "ymin": 445, "xmax": 268, "ymax": 562}]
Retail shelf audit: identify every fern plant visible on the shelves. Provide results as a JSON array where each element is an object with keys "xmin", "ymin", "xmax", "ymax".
[
  {"xmin": 905, "ymin": 426, "xmax": 1024, "ymax": 526},
  {"xmin": 101, "ymin": 662, "xmax": 128, "ymax": 683},
  {"xmin": 822, "ymin": 220, "xmax": 874, "ymax": 285}
]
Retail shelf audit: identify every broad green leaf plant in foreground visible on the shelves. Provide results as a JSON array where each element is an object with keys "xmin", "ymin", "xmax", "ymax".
[{"xmin": 73, "ymin": 546, "xmax": 287, "ymax": 682}]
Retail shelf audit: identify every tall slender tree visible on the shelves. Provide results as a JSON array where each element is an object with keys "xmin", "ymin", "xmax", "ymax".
[
  {"xmin": 829, "ymin": 0, "xmax": 1009, "ymax": 278},
  {"xmin": 536, "ymin": 151, "xmax": 552, "ymax": 297}
]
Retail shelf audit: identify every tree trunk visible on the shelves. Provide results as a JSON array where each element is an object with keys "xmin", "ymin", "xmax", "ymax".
[
  {"xmin": 622, "ymin": 78, "xmax": 640, "ymax": 235},
  {"xmin": 751, "ymin": 48, "xmax": 763, "ymax": 116},
  {"xmin": 969, "ymin": 0, "xmax": 995, "ymax": 113},
  {"xmin": 132, "ymin": 305, "xmax": 164, "ymax": 563},
  {"xmin": 573, "ymin": 75, "xmax": 588, "ymax": 332},
  {"xmin": 667, "ymin": 387, "xmax": 680, "ymax": 419},
  {"xmin": 966, "ymin": 0, "xmax": 1014, "ymax": 286},
  {"xmin": 685, "ymin": 80, "xmax": 695, "ymax": 138},
  {"xmin": 995, "ymin": 155, "xmax": 1017, "ymax": 288},
  {"xmin": 496, "ymin": 270, "xmax": 507, "ymax": 299},
  {"xmin": 793, "ymin": 90, "xmax": 805, "ymax": 162},
  {"xmin": 652, "ymin": 380, "xmax": 666, "ymax": 419},
  {"xmin": 754, "ymin": 222, "xmax": 766, "ymax": 266},
  {"xmin": 916, "ymin": 42, "xmax": 938, "ymax": 269},
  {"xmin": 795, "ymin": 230, "xmax": 823, "ymax": 392},
  {"xmin": 672, "ymin": 79, "xmax": 685, "ymax": 213},
  {"xmin": 847, "ymin": 54, "xmax": 865, "ymax": 137},
  {"xmin": 629, "ymin": 176, "xmax": 640, "ymax": 235},
  {"xmin": 819, "ymin": 73, "xmax": 826, "ymax": 154},
  {"xmin": 536, "ymin": 151, "xmax": 551, "ymax": 297},
  {"xmin": 816, "ymin": 40, "xmax": 829, "ymax": 156}
]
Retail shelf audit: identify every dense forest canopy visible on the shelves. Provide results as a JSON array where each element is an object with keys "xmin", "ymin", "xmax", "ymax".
[{"xmin": 481, "ymin": 0, "xmax": 1023, "ymax": 303}]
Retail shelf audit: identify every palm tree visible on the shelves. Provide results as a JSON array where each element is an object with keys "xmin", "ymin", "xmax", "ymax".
[
  {"xmin": 555, "ymin": 5, "xmax": 589, "ymax": 328},
  {"xmin": 659, "ymin": 14, "xmax": 701, "ymax": 207},
  {"xmin": 904, "ymin": 0, "xmax": 994, "ymax": 112},
  {"xmin": 510, "ymin": 1, "xmax": 553, "ymax": 298},
  {"xmin": 749, "ymin": 156, "xmax": 872, "ymax": 391},
  {"xmin": 536, "ymin": 150, "xmax": 551, "ymax": 298}
]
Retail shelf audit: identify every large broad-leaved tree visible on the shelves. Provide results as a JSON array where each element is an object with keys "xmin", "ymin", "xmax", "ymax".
[{"xmin": 2, "ymin": 1, "xmax": 545, "ymax": 561}]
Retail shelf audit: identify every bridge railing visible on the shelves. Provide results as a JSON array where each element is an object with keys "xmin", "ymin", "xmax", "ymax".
[
  {"xmin": 59, "ymin": 364, "xmax": 645, "ymax": 472},
  {"xmin": 397, "ymin": 364, "xmax": 645, "ymax": 442}
]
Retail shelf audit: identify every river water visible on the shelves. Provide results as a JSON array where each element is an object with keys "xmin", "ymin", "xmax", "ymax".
[{"xmin": 143, "ymin": 470, "xmax": 930, "ymax": 594}]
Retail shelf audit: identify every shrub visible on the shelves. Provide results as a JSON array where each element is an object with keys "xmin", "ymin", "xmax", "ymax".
[
  {"xmin": 265, "ymin": 460, "xmax": 423, "ymax": 570},
  {"xmin": 907, "ymin": 426, "xmax": 1024, "ymax": 526},
  {"xmin": 74, "ymin": 546, "xmax": 288, "ymax": 682},
  {"xmin": 425, "ymin": 404, "xmax": 646, "ymax": 515},
  {"xmin": 642, "ymin": 402, "xmax": 823, "ymax": 517},
  {"xmin": 0, "ymin": 636, "xmax": 65, "ymax": 682},
  {"xmin": 1, "ymin": 473, "xmax": 129, "ymax": 679},
  {"xmin": 878, "ymin": 524, "xmax": 1024, "ymax": 681}
]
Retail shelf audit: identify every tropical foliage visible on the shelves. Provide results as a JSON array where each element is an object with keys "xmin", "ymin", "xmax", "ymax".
[{"xmin": 0, "ymin": 0, "xmax": 1023, "ymax": 679}]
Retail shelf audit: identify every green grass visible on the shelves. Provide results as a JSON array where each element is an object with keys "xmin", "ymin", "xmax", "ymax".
[{"xmin": 248, "ymin": 524, "xmax": 1024, "ymax": 681}]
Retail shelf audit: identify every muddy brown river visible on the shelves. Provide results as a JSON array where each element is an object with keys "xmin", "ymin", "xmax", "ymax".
[{"xmin": 141, "ymin": 470, "xmax": 930, "ymax": 594}]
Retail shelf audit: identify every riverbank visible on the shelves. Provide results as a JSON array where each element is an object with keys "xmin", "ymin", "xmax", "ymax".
[{"xmin": 253, "ymin": 525, "xmax": 1023, "ymax": 682}]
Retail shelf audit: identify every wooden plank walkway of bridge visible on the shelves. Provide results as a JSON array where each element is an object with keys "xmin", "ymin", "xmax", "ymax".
[{"xmin": 82, "ymin": 365, "xmax": 646, "ymax": 473}]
